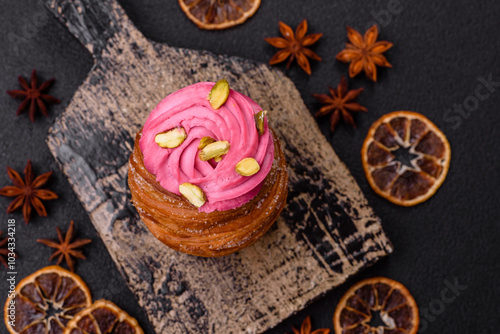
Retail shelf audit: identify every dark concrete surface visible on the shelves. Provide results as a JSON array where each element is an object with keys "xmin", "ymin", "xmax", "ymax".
[{"xmin": 0, "ymin": 0, "xmax": 499, "ymax": 333}]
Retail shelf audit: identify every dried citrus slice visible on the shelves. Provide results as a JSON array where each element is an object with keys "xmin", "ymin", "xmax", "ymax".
[
  {"xmin": 178, "ymin": 0, "xmax": 261, "ymax": 30},
  {"xmin": 4, "ymin": 265, "xmax": 91, "ymax": 334},
  {"xmin": 361, "ymin": 111, "xmax": 450, "ymax": 206},
  {"xmin": 334, "ymin": 277, "xmax": 419, "ymax": 334},
  {"xmin": 64, "ymin": 299, "xmax": 144, "ymax": 334}
]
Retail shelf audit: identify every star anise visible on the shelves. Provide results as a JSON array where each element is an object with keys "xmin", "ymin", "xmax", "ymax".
[
  {"xmin": 6, "ymin": 69, "xmax": 61, "ymax": 122},
  {"xmin": 265, "ymin": 19, "xmax": 323, "ymax": 75},
  {"xmin": 37, "ymin": 220, "xmax": 92, "ymax": 272},
  {"xmin": 0, "ymin": 160, "xmax": 58, "ymax": 224},
  {"xmin": 336, "ymin": 25, "xmax": 393, "ymax": 82},
  {"xmin": 313, "ymin": 76, "xmax": 367, "ymax": 132},
  {"xmin": 0, "ymin": 232, "xmax": 16, "ymax": 269},
  {"xmin": 290, "ymin": 316, "xmax": 330, "ymax": 334}
]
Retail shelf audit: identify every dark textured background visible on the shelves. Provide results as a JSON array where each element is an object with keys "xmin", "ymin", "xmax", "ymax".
[{"xmin": 1, "ymin": 0, "xmax": 499, "ymax": 333}]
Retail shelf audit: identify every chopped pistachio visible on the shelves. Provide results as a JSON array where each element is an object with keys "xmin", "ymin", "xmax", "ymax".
[
  {"xmin": 154, "ymin": 127, "xmax": 186, "ymax": 148},
  {"xmin": 207, "ymin": 79, "xmax": 230, "ymax": 109},
  {"xmin": 235, "ymin": 158, "xmax": 260, "ymax": 176},
  {"xmin": 198, "ymin": 136, "xmax": 216, "ymax": 150},
  {"xmin": 199, "ymin": 140, "xmax": 230, "ymax": 161},
  {"xmin": 254, "ymin": 110, "xmax": 268, "ymax": 135},
  {"xmin": 179, "ymin": 183, "xmax": 206, "ymax": 208}
]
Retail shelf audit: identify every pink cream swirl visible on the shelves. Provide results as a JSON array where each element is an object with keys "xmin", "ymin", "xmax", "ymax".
[{"xmin": 139, "ymin": 82, "xmax": 275, "ymax": 213}]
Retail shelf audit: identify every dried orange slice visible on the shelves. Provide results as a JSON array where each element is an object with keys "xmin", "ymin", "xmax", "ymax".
[
  {"xmin": 178, "ymin": 0, "xmax": 261, "ymax": 30},
  {"xmin": 361, "ymin": 111, "xmax": 450, "ymax": 206},
  {"xmin": 64, "ymin": 299, "xmax": 144, "ymax": 334},
  {"xmin": 4, "ymin": 265, "xmax": 91, "ymax": 334},
  {"xmin": 334, "ymin": 277, "xmax": 419, "ymax": 334}
]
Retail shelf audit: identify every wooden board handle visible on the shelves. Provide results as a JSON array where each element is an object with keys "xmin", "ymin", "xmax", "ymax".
[{"xmin": 45, "ymin": 0, "xmax": 127, "ymax": 58}]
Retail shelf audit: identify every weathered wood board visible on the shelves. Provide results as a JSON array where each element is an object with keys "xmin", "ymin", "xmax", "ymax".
[{"xmin": 44, "ymin": 0, "xmax": 393, "ymax": 333}]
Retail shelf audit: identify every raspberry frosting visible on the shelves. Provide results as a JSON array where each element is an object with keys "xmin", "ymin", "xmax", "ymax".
[{"xmin": 139, "ymin": 82, "xmax": 274, "ymax": 213}]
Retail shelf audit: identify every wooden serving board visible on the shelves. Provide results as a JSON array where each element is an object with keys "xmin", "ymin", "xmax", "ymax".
[{"xmin": 44, "ymin": 0, "xmax": 393, "ymax": 333}]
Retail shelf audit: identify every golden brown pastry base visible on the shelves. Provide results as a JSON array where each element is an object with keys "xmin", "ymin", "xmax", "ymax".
[{"xmin": 128, "ymin": 129, "xmax": 289, "ymax": 257}]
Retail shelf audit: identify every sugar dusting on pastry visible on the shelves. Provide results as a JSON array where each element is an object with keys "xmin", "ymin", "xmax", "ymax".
[{"xmin": 139, "ymin": 82, "xmax": 274, "ymax": 213}]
